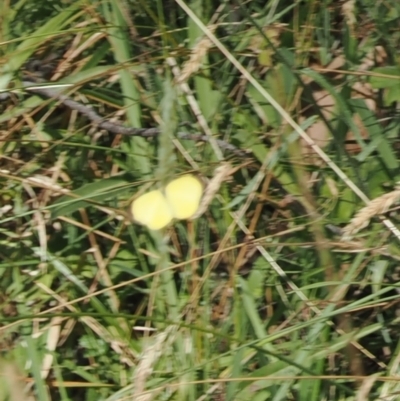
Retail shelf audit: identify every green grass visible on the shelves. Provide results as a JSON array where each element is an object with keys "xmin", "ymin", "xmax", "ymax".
[{"xmin": 1, "ymin": 0, "xmax": 400, "ymax": 400}]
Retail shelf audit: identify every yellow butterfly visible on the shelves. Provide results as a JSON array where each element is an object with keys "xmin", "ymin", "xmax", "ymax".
[{"xmin": 130, "ymin": 174, "xmax": 203, "ymax": 230}]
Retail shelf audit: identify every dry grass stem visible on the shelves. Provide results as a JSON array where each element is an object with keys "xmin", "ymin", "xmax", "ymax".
[
  {"xmin": 342, "ymin": 185, "xmax": 400, "ymax": 240},
  {"xmin": 176, "ymin": 25, "xmax": 215, "ymax": 84},
  {"xmin": 133, "ymin": 325, "xmax": 177, "ymax": 401},
  {"xmin": 191, "ymin": 162, "xmax": 232, "ymax": 220}
]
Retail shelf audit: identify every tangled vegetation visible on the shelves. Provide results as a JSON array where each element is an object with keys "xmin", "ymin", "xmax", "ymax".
[{"xmin": 1, "ymin": 1, "xmax": 400, "ymax": 400}]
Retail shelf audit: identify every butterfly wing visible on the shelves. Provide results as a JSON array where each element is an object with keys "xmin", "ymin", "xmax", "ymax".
[
  {"xmin": 165, "ymin": 175, "xmax": 203, "ymax": 220},
  {"xmin": 131, "ymin": 190, "xmax": 173, "ymax": 230}
]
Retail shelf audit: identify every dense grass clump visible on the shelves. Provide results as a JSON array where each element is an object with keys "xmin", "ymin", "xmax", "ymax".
[{"xmin": 1, "ymin": 1, "xmax": 400, "ymax": 400}]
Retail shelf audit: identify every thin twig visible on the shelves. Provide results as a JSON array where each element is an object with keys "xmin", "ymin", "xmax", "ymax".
[{"xmin": 18, "ymin": 81, "xmax": 248, "ymax": 157}]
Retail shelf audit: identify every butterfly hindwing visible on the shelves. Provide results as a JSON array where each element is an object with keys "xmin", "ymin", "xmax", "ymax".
[{"xmin": 131, "ymin": 190, "xmax": 173, "ymax": 230}]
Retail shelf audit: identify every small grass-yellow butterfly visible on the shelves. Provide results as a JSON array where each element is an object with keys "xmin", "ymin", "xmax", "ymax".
[{"xmin": 131, "ymin": 174, "xmax": 203, "ymax": 230}]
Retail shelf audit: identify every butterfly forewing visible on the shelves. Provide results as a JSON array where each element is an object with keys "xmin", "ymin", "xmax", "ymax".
[{"xmin": 165, "ymin": 175, "xmax": 203, "ymax": 220}]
